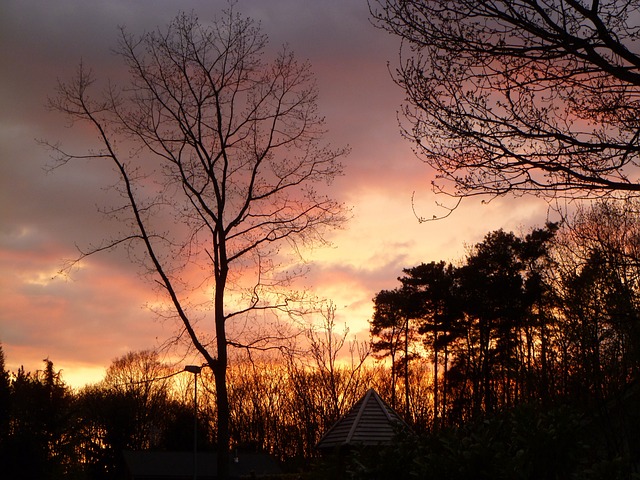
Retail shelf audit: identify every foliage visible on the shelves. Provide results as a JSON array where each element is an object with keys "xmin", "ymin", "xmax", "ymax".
[
  {"xmin": 337, "ymin": 403, "xmax": 640, "ymax": 480},
  {"xmin": 370, "ymin": 287, "xmax": 420, "ymax": 416},
  {"xmin": 1, "ymin": 359, "xmax": 82, "ymax": 479},
  {"xmin": 371, "ymin": 224, "xmax": 560, "ymax": 424}
]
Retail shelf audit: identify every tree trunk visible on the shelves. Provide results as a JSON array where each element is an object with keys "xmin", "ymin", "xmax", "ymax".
[
  {"xmin": 214, "ymin": 360, "xmax": 229, "ymax": 480},
  {"xmin": 443, "ymin": 346, "xmax": 448, "ymax": 427},
  {"xmin": 214, "ymin": 255, "xmax": 230, "ymax": 480},
  {"xmin": 433, "ymin": 341, "xmax": 439, "ymax": 429},
  {"xmin": 404, "ymin": 319, "xmax": 410, "ymax": 420}
]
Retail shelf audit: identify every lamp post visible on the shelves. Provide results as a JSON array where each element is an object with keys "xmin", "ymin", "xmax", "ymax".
[{"xmin": 184, "ymin": 365, "xmax": 202, "ymax": 480}]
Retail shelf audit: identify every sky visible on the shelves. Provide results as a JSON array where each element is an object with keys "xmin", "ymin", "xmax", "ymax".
[{"xmin": 0, "ymin": 0, "xmax": 552, "ymax": 388}]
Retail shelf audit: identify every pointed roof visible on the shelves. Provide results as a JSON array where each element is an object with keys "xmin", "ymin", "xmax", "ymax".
[{"xmin": 317, "ymin": 388, "xmax": 408, "ymax": 450}]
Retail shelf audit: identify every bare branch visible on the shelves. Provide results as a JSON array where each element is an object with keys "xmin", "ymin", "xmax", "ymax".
[
  {"xmin": 46, "ymin": 8, "xmax": 347, "ymax": 477},
  {"xmin": 371, "ymin": 0, "xmax": 640, "ymax": 212}
]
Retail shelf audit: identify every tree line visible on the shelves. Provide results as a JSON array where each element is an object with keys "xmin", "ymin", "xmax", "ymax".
[
  {"xmin": 0, "ymin": 332, "xmax": 374, "ymax": 478},
  {"xmin": 4, "ymin": 199, "xmax": 640, "ymax": 478},
  {"xmin": 23, "ymin": 0, "xmax": 640, "ymax": 476},
  {"xmin": 45, "ymin": 1, "xmax": 640, "ymax": 477},
  {"xmin": 372, "ymin": 199, "xmax": 640, "ymax": 431}
]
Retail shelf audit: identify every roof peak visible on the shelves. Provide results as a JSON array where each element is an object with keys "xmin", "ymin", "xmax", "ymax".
[{"xmin": 317, "ymin": 388, "xmax": 409, "ymax": 450}]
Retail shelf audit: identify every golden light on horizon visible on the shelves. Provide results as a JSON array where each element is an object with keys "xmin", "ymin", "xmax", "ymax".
[{"xmin": 0, "ymin": 0, "xmax": 552, "ymax": 388}]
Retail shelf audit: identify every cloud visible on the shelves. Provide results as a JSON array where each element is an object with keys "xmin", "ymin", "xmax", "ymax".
[{"xmin": 0, "ymin": 0, "xmax": 553, "ymax": 387}]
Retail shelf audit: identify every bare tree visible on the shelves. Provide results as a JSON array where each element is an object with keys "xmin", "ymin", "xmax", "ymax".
[
  {"xmin": 305, "ymin": 302, "xmax": 370, "ymax": 422},
  {"xmin": 46, "ymin": 8, "xmax": 347, "ymax": 477},
  {"xmin": 370, "ymin": 0, "xmax": 640, "ymax": 215},
  {"xmin": 102, "ymin": 350, "xmax": 174, "ymax": 449},
  {"xmin": 103, "ymin": 350, "xmax": 172, "ymax": 394},
  {"xmin": 551, "ymin": 199, "xmax": 640, "ymax": 396}
]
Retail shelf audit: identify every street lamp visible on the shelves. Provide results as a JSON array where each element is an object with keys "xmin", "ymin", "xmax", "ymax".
[{"xmin": 184, "ymin": 365, "xmax": 202, "ymax": 480}]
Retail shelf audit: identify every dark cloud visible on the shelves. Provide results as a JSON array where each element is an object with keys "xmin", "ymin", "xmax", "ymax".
[{"xmin": 0, "ymin": 0, "xmax": 551, "ymax": 385}]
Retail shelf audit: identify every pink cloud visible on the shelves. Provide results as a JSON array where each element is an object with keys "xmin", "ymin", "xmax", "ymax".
[{"xmin": 0, "ymin": 0, "xmax": 554, "ymax": 388}]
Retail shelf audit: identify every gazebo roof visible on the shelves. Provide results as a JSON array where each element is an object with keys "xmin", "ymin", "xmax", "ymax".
[{"xmin": 317, "ymin": 388, "xmax": 408, "ymax": 450}]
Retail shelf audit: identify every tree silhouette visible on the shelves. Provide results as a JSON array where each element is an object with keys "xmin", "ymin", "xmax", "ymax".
[
  {"xmin": 0, "ymin": 345, "xmax": 10, "ymax": 458},
  {"xmin": 303, "ymin": 302, "xmax": 369, "ymax": 424},
  {"xmin": 2, "ymin": 360, "xmax": 78, "ymax": 479},
  {"xmin": 371, "ymin": 287, "xmax": 420, "ymax": 416},
  {"xmin": 370, "ymin": 0, "xmax": 640, "ymax": 211},
  {"xmin": 371, "ymin": 225, "xmax": 558, "ymax": 424},
  {"xmin": 46, "ymin": 8, "xmax": 347, "ymax": 477},
  {"xmin": 451, "ymin": 227, "xmax": 557, "ymax": 416},
  {"xmin": 101, "ymin": 351, "xmax": 176, "ymax": 450},
  {"xmin": 459, "ymin": 231, "xmax": 529, "ymax": 413},
  {"xmin": 400, "ymin": 261, "xmax": 462, "ymax": 428},
  {"xmin": 74, "ymin": 352, "xmax": 215, "ymax": 478},
  {"xmin": 553, "ymin": 200, "xmax": 640, "ymax": 401}
]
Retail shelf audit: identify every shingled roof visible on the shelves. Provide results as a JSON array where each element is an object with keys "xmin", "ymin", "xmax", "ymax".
[{"xmin": 317, "ymin": 388, "xmax": 408, "ymax": 450}]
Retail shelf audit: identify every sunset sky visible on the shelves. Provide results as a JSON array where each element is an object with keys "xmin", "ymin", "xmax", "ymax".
[{"xmin": 0, "ymin": 0, "xmax": 552, "ymax": 388}]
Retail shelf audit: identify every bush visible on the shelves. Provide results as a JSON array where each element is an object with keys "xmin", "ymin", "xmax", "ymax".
[{"xmin": 326, "ymin": 404, "xmax": 640, "ymax": 480}]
